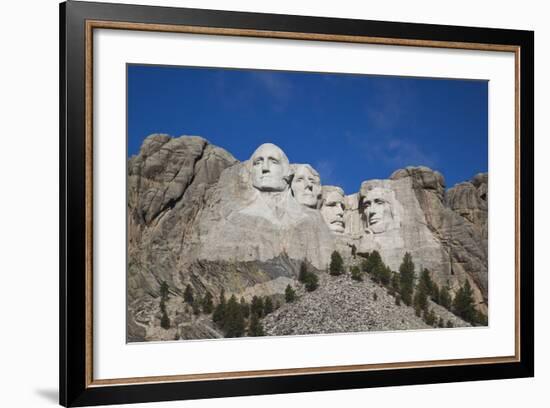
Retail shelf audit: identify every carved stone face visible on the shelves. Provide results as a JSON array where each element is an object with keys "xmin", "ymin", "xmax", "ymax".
[
  {"xmin": 291, "ymin": 165, "xmax": 321, "ymax": 208},
  {"xmin": 321, "ymin": 188, "xmax": 345, "ymax": 233},
  {"xmin": 250, "ymin": 143, "xmax": 290, "ymax": 192},
  {"xmin": 362, "ymin": 187, "xmax": 393, "ymax": 233}
]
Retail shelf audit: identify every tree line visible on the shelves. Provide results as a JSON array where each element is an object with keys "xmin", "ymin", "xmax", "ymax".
[
  {"xmin": 157, "ymin": 250, "xmax": 487, "ymax": 336},
  {"xmin": 327, "ymin": 249, "xmax": 487, "ymax": 328},
  {"xmin": 156, "ymin": 260, "xmax": 323, "ymax": 338}
]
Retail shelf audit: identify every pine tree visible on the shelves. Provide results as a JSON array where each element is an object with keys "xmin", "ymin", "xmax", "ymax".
[
  {"xmin": 422, "ymin": 308, "xmax": 436, "ymax": 326},
  {"xmin": 360, "ymin": 259, "xmax": 369, "ymax": 273},
  {"xmin": 413, "ymin": 285, "xmax": 429, "ymax": 316},
  {"xmin": 399, "ymin": 252, "xmax": 415, "ymax": 306},
  {"xmin": 240, "ymin": 297, "xmax": 250, "ymax": 319},
  {"xmin": 329, "ymin": 250, "xmax": 344, "ymax": 276},
  {"xmin": 446, "ymin": 320, "xmax": 454, "ymax": 328},
  {"xmin": 202, "ymin": 291, "xmax": 214, "ymax": 314},
  {"xmin": 351, "ymin": 265, "xmax": 362, "ymax": 282},
  {"xmin": 160, "ymin": 281, "xmax": 169, "ymax": 302},
  {"xmin": 248, "ymin": 313, "xmax": 265, "ymax": 336},
  {"xmin": 251, "ymin": 296, "xmax": 264, "ymax": 318},
  {"xmin": 371, "ymin": 262, "xmax": 391, "ymax": 285},
  {"xmin": 452, "ymin": 280, "xmax": 477, "ymax": 323},
  {"xmin": 380, "ymin": 265, "xmax": 392, "ymax": 286},
  {"xmin": 365, "ymin": 250, "xmax": 382, "ymax": 275},
  {"xmin": 263, "ymin": 297, "xmax": 274, "ymax": 315},
  {"xmin": 439, "ymin": 285, "xmax": 452, "ymax": 310},
  {"xmin": 299, "ymin": 260, "xmax": 308, "ymax": 283},
  {"xmin": 184, "ymin": 284, "xmax": 194, "ymax": 304},
  {"xmin": 304, "ymin": 272, "xmax": 319, "ymax": 292},
  {"xmin": 418, "ymin": 269, "xmax": 440, "ymax": 304},
  {"xmin": 418, "ymin": 268, "xmax": 434, "ymax": 296},
  {"xmin": 414, "ymin": 269, "xmax": 431, "ymax": 313},
  {"xmin": 390, "ymin": 272, "xmax": 400, "ymax": 296},
  {"xmin": 298, "ymin": 260, "xmax": 319, "ymax": 291},
  {"xmin": 431, "ymin": 282, "xmax": 441, "ymax": 304},
  {"xmin": 438, "ymin": 317, "xmax": 445, "ymax": 328},
  {"xmin": 159, "ymin": 284, "xmax": 170, "ymax": 329},
  {"xmin": 373, "ymin": 292, "xmax": 378, "ymax": 301},
  {"xmin": 362, "ymin": 250, "xmax": 390, "ymax": 285},
  {"xmin": 285, "ymin": 284, "xmax": 296, "ymax": 303},
  {"xmin": 223, "ymin": 295, "xmax": 245, "ymax": 338},
  {"xmin": 160, "ymin": 308, "xmax": 170, "ymax": 329},
  {"xmin": 371, "ymin": 264, "xmax": 381, "ymax": 283},
  {"xmin": 212, "ymin": 289, "xmax": 226, "ymax": 325}
]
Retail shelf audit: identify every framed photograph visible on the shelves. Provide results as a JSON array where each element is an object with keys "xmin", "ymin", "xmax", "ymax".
[{"xmin": 60, "ymin": 0, "xmax": 534, "ymax": 406}]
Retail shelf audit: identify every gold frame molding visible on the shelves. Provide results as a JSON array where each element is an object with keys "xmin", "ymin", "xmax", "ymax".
[{"xmin": 84, "ymin": 20, "xmax": 521, "ymax": 388}]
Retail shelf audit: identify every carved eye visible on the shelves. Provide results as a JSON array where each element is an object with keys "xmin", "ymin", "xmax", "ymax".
[
  {"xmin": 296, "ymin": 177, "xmax": 304, "ymax": 182},
  {"xmin": 253, "ymin": 158, "xmax": 263, "ymax": 166},
  {"xmin": 270, "ymin": 158, "xmax": 279, "ymax": 164},
  {"xmin": 364, "ymin": 200, "xmax": 372, "ymax": 207},
  {"xmin": 374, "ymin": 199, "xmax": 385, "ymax": 205}
]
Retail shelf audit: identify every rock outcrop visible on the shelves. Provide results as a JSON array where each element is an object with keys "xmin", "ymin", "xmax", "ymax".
[
  {"xmin": 390, "ymin": 167, "xmax": 488, "ymax": 308},
  {"xmin": 127, "ymin": 135, "xmax": 238, "ymax": 302},
  {"xmin": 127, "ymin": 134, "xmax": 488, "ymax": 341},
  {"xmin": 446, "ymin": 173, "xmax": 488, "ymax": 234}
]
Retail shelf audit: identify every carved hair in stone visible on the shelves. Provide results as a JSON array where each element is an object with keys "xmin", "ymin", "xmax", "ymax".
[
  {"xmin": 320, "ymin": 186, "xmax": 345, "ymax": 233},
  {"xmin": 359, "ymin": 181, "xmax": 396, "ymax": 234},
  {"xmin": 250, "ymin": 143, "xmax": 291, "ymax": 192},
  {"xmin": 290, "ymin": 164, "xmax": 322, "ymax": 208}
]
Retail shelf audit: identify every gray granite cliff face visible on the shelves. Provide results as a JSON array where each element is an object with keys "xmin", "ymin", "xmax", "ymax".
[
  {"xmin": 394, "ymin": 167, "xmax": 487, "ymax": 308},
  {"xmin": 337, "ymin": 166, "xmax": 488, "ymax": 313},
  {"xmin": 348, "ymin": 167, "xmax": 488, "ymax": 311},
  {"xmin": 127, "ymin": 135, "xmax": 488, "ymax": 341},
  {"xmin": 127, "ymin": 135, "xmax": 239, "ymax": 303},
  {"xmin": 446, "ymin": 173, "xmax": 488, "ymax": 231}
]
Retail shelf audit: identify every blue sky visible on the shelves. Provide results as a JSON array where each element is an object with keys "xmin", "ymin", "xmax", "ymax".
[{"xmin": 127, "ymin": 65, "xmax": 487, "ymax": 194}]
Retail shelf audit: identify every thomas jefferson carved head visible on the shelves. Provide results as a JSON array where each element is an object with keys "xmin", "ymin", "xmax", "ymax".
[
  {"xmin": 321, "ymin": 186, "xmax": 345, "ymax": 233},
  {"xmin": 359, "ymin": 182, "xmax": 395, "ymax": 234},
  {"xmin": 250, "ymin": 143, "xmax": 290, "ymax": 192},
  {"xmin": 290, "ymin": 164, "xmax": 322, "ymax": 208}
]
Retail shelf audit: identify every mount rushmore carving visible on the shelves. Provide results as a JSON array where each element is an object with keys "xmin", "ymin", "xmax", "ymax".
[{"xmin": 127, "ymin": 134, "xmax": 488, "ymax": 341}]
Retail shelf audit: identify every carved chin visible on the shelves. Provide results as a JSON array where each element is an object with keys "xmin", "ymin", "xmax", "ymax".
[
  {"xmin": 253, "ymin": 179, "xmax": 286, "ymax": 192},
  {"xmin": 368, "ymin": 223, "xmax": 387, "ymax": 234},
  {"xmin": 329, "ymin": 222, "xmax": 345, "ymax": 233},
  {"xmin": 297, "ymin": 195, "xmax": 318, "ymax": 207}
]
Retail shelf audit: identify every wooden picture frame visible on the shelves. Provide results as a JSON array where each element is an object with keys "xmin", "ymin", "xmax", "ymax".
[{"xmin": 60, "ymin": 1, "xmax": 534, "ymax": 406}]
